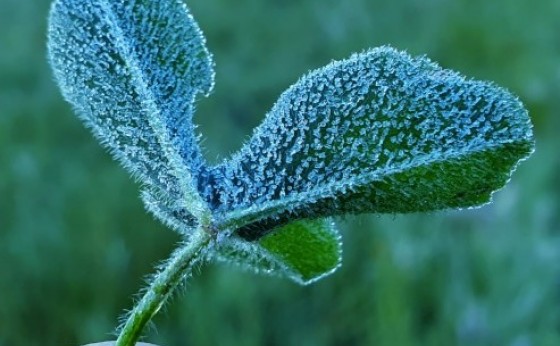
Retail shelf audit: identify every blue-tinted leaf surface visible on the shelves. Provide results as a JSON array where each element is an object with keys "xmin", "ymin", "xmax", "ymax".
[
  {"xmin": 48, "ymin": 0, "xmax": 215, "ymax": 220},
  {"xmin": 212, "ymin": 47, "xmax": 534, "ymax": 239},
  {"xmin": 140, "ymin": 185, "xmax": 196, "ymax": 235},
  {"xmin": 215, "ymin": 219, "xmax": 342, "ymax": 285}
]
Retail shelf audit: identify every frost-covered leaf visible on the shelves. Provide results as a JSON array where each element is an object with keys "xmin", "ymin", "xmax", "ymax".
[
  {"xmin": 140, "ymin": 185, "xmax": 197, "ymax": 235},
  {"xmin": 47, "ymin": 0, "xmax": 215, "ymax": 220},
  {"xmin": 212, "ymin": 47, "xmax": 534, "ymax": 239},
  {"xmin": 215, "ymin": 219, "xmax": 342, "ymax": 285}
]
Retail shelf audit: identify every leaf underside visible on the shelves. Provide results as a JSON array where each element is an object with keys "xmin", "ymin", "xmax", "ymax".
[
  {"xmin": 215, "ymin": 218, "xmax": 342, "ymax": 285},
  {"xmin": 142, "ymin": 187, "xmax": 343, "ymax": 283},
  {"xmin": 210, "ymin": 47, "xmax": 534, "ymax": 239}
]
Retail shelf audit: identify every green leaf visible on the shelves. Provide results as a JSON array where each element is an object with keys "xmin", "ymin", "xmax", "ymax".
[
  {"xmin": 215, "ymin": 219, "xmax": 342, "ymax": 285},
  {"xmin": 210, "ymin": 47, "xmax": 534, "ymax": 239},
  {"xmin": 47, "ymin": 0, "xmax": 215, "ymax": 221}
]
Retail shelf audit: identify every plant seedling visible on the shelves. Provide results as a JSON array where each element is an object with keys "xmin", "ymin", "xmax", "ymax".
[{"xmin": 47, "ymin": 0, "xmax": 534, "ymax": 345}]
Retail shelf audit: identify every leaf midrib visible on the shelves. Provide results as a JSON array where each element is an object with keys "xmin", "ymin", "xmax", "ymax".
[{"xmin": 98, "ymin": 0, "xmax": 210, "ymax": 219}]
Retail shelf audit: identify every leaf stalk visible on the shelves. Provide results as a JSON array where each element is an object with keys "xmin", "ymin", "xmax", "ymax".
[{"xmin": 116, "ymin": 227, "xmax": 213, "ymax": 346}]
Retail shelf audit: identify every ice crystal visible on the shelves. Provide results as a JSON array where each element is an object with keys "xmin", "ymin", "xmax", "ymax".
[
  {"xmin": 211, "ymin": 48, "xmax": 534, "ymax": 239},
  {"xmin": 48, "ymin": 0, "xmax": 215, "ymax": 221}
]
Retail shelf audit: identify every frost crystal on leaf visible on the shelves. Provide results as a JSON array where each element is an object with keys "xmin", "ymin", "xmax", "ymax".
[
  {"xmin": 48, "ymin": 0, "xmax": 215, "ymax": 222},
  {"xmin": 215, "ymin": 218, "xmax": 342, "ymax": 285},
  {"xmin": 48, "ymin": 0, "xmax": 534, "ymax": 283},
  {"xmin": 211, "ymin": 47, "xmax": 534, "ymax": 239}
]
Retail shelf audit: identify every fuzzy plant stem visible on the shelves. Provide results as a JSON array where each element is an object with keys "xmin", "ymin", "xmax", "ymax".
[{"xmin": 116, "ymin": 226, "xmax": 213, "ymax": 346}]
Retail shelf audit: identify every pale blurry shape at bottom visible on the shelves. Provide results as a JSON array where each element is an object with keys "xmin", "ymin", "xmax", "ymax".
[{"xmin": 83, "ymin": 342, "xmax": 160, "ymax": 346}]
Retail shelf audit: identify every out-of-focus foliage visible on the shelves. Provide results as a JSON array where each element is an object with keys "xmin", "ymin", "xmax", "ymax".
[{"xmin": 0, "ymin": 0, "xmax": 558, "ymax": 345}]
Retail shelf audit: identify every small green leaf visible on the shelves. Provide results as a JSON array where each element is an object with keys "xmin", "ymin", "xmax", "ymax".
[
  {"xmin": 215, "ymin": 219, "xmax": 342, "ymax": 285},
  {"xmin": 260, "ymin": 219, "xmax": 342, "ymax": 284}
]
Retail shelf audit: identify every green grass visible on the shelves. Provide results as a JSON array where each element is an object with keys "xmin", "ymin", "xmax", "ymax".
[{"xmin": 1, "ymin": 0, "xmax": 559, "ymax": 345}]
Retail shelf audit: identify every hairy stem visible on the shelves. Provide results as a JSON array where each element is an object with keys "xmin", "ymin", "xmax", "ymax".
[{"xmin": 116, "ymin": 227, "xmax": 213, "ymax": 346}]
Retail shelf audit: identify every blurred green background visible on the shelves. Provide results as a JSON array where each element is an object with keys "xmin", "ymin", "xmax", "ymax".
[{"xmin": 1, "ymin": 0, "xmax": 559, "ymax": 345}]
